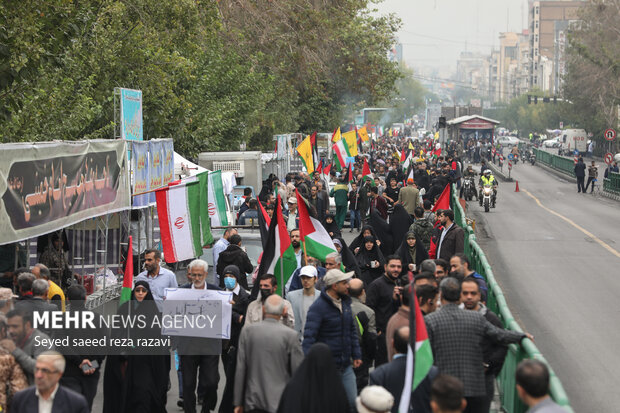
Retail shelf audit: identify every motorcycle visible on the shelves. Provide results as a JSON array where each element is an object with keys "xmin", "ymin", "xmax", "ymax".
[
  {"xmin": 462, "ymin": 177, "xmax": 477, "ymax": 201},
  {"xmin": 480, "ymin": 184, "xmax": 496, "ymax": 213},
  {"xmin": 529, "ymin": 150, "xmax": 536, "ymax": 165}
]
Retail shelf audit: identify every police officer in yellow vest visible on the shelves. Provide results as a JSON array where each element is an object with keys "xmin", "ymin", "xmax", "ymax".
[{"xmin": 478, "ymin": 170, "xmax": 498, "ymax": 206}]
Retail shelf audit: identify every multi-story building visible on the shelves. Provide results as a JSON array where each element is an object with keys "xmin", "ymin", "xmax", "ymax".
[
  {"xmin": 529, "ymin": 0, "xmax": 584, "ymax": 93},
  {"xmin": 497, "ymin": 30, "xmax": 530, "ymax": 102}
]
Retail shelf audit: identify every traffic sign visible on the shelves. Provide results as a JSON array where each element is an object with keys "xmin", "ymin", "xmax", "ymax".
[
  {"xmin": 508, "ymin": 160, "xmax": 512, "ymax": 170},
  {"xmin": 604, "ymin": 152, "xmax": 614, "ymax": 165},
  {"xmin": 604, "ymin": 128, "xmax": 616, "ymax": 141}
]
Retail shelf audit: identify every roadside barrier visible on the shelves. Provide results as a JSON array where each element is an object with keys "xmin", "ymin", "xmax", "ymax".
[{"xmin": 451, "ymin": 184, "xmax": 573, "ymax": 413}]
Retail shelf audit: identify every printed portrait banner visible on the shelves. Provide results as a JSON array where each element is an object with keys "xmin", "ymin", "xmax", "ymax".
[
  {"xmin": 162, "ymin": 139, "xmax": 174, "ymax": 186},
  {"xmin": 149, "ymin": 140, "xmax": 165, "ymax": 204},
  {"xmin": 131, "ymin": 141, "xmax": 150, "ymax": 208},
  {"xmin": 120, "ymin": 88, "xmax": 143, "ymax": 141},
  {"xmin": 0, "ymin": 140, "xmax": 131, "ymax": 245}
]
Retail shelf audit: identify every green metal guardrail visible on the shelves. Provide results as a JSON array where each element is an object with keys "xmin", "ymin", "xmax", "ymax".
[
  {"xmin": 604, "ymin": 171, "xmax": 620, "ymax": 195},
  {"xmin": 533, "ymin": 148, "xmax": 575, "ymax": 177},
  {"xmin": 450, "ymin": 184, "xmax": 573, "ymax": 413}
]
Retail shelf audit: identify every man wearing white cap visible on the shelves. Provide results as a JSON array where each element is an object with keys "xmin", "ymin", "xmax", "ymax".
[
  {"xmin": 287, "ymin": 266, "xmax": 321, "ymax": 339},
  {"xmin": 357, "ymin": 385, "xmax": 395, "ymax": 413},
  {"xmin": 303, "ymin": 269, "xmax": 362, "ymax": 408}
]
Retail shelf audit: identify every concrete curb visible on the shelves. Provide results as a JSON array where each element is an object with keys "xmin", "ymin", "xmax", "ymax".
[{"xmin": 487, "ymin": 161, "xmax": 513, "ymax": 182}]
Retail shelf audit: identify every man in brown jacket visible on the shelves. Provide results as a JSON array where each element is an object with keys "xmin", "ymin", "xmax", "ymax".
[{"xmin": 397, "ymin": 178, "xmax": 420, "ymax": 218}]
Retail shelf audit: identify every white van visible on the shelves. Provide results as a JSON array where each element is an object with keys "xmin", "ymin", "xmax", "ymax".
[{"xmin": 560, "ymin": 129, "xmax": 587, "ymax": 153}]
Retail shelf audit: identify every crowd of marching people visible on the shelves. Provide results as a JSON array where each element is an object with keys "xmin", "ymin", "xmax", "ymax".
[{"xmin": 0, "ymin": 132, "xmax": 565, "ymax": 413}]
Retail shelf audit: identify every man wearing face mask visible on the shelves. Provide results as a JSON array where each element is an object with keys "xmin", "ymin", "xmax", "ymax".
[{"xmin": 245, "ymin": 274, "xmax": 294, "ymax": 329}]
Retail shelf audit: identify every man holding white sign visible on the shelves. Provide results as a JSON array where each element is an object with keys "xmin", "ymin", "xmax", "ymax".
[{"xmin": 165, "ymin": 260, "xmax": 231, "ymax": 413}]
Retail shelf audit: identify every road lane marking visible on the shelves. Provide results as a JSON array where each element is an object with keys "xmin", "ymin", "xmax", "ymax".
[{"xmin": 522, "ymin": 188, "xmax": 620, "ymax": 259}]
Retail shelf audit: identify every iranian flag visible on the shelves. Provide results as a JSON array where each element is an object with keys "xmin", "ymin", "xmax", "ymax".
[
  {"xmin": 332, "ymin": 138, "xmax": 350, "ymax": 171},
  {"xmin": 254, "ymin": 195, "xmax": 297, "ymax": 297},
  {"xmin": 399, "ymin": 285, "xmax": 434, "ymax": 413},
  {"xmin": 156, "ymin": 175, "xmax": 212, "ymax": 263},
  {"xmin": 208, "ymin": 170, "xmax": 229, "ymax": 227},
  {"xmin": 120, "ymin": 235, "xmax": 134, "ymax": 305},
  {"xmin": 296, "ymin": 189, "xmax": 337, "ymax": 261}
]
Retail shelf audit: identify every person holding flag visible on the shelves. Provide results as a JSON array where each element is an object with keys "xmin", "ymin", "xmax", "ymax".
[
  {"xmin": 330, "ymin": 176, "xmax": 349, "ymax": 229},
  {"xmin": 397, "ymin": 172, "xmax": 420, "ymax": 220}
]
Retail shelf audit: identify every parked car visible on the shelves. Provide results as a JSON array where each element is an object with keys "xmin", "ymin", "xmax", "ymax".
[
  {"xmin": 496, "ymin": 136, "xmax": 520, "ymax": 147},
  {"xmin": 542, "ymin": 137, "xmax": 561, "ymax": 148}
]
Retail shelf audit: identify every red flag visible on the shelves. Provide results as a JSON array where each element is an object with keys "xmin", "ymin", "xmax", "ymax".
[
  {"xmin": 323, "ymin": 163, "xmax": 332, "ymax": 176},
  {"xmin": 120, "ymin": 236, "xmax": 134, "ymax": 304},
  {"xmin": 432, "ymin": 184, "xmax": 451, "ymax": 212},
  {"xmin": 400, "ymin": 149, "xmax": 406, "ymax": 163},
  {"xmin": 316, "ymin": 159, "xmax": 323, "ymax": 175},
  {"xmin": 274, "ymin": 140, "xmax": 278, "ymax": 154},
  {"xmin": 362, "ymin": 158, "xmax": 372, "ymax": 178}
]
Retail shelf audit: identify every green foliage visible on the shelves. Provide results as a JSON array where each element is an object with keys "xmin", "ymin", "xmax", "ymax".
[{"xmin": 0, "ymin": 0, "xmax": 401, "ymax": 157}]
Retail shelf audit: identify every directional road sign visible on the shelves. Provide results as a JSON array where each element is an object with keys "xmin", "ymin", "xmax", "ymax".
[
  {"xmin": 604, "ymin": 128, "xmax": 616, "ymax": 141},
  {"xmin": 604, "ymin": 152, "xmax": 614, "ymax": 165}
]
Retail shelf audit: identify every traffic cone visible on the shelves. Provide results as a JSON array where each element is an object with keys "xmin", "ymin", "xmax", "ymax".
[{"xmin": 515, "ymin": 181, "xmax": 520, "ymax": 192}]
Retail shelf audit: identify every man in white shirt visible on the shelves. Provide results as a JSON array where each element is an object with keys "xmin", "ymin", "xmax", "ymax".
[
  {"xmin": 134, "ymin": 248, "xmax": 178, "ymax": 310},
  {"xmin": 287, "ymin": 266, "xmax": 321, "ymax": 339},
  {"xmin": 213, "ymin": 228, "xmax": 238, "ymax": 277},
  {"xmin": 290, "ymin": 229, "xmax": 303, "ymax": 269},
  {"xmin": 11, "ymin": 351, "xmax": 89, "ymax": 413}
]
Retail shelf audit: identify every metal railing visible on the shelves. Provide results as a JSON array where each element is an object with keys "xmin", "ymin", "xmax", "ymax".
[
  {"xmin": 533, "ymin": 148, "xmax": 575, "ymax": 177},
  {"xmin": 604, "ymin": 171, "xmax": 620, "ymax": 195},
  {"xmin": 450, "ymin": 184, "xmax": 573, "ymax": 413}
]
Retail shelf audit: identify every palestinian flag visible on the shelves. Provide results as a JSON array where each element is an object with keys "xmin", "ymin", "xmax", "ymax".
[
  {"xmin": 400, "ymin": 149, "xmax": 406, "ymax": 163},
  {"xmin": 362, "ymin": 158, "xmax": 373, "ymax": 183},
  {"xmin": 120, "ymin": 235, "xmax": 134, "ymax": 305},
  {"xmin": 332, "ymin": 138, "xmax": 351, "ymax": 171},
  {"xmin": 316, "ymin": 159, "xmax": 323, "ymax": 175},
  {"xmin": 323, "ymin": 163, "xmax": 332, "ymax": 177},
  {"xmin": 156, "ymin": 174, "xmax": 213, "ymax": 263},
  {"xmin": 257, "ymin": 201, "xmax": 271, "ymax": 249},
  {"xmin": 398, "ymin": 285, "xmax": 434, "ymax": 413},
  {"xmin": 403, "ymin": 152, "xmax": 414, "ymax": 171},
  {"xmin": 343, "ymin": 162, "xmax": 355, "ymax": 185},
  {"xmin": 310, "ymin": 131, "xmax": 320, "ymax": 170},
  {"xmin": 296, "ymin": 189, "xmax": 338, "ymax": 262},
  {"xmin": 432, "ymin": 184, "xmax": 450, "ymax": 212},
  {"xmin": 253, "ymin": 195, "xmax": 297, "ymax": 297}
]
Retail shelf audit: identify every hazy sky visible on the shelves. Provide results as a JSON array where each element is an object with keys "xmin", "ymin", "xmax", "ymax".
[{"xmin": 375, "ymin": 0, "xmax": 527, "ymax": 75}]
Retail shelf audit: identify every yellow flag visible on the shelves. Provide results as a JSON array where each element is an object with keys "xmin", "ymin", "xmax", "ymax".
[
  {"xmin": 434, "ymin": 131, "xmax": 439, "ymax": 139},
  {"xmin": 332, "ymin": 127, "xmax": 342, "ymax": 142},
  {"xmin": 408, "ymin": 141, "xmax": 414, "ymax": 150},
  {"xmin": 393, "ymin": 151, "xmax": 400, "ymax": 159},
  {"xmin": 342, "ymin": 130, "xmax": 358, "ymax": 157},
  {"xmin": 358, "ymin": 126, "xmax": 370, "ymax": 142},
  {"xmin": 296, "ymin": 135, "xmax": 315, "ymax": 174}
]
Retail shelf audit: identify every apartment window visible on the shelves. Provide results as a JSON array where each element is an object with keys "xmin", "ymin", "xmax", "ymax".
[
  {"xmin": 536, "ymin": 6, "xmax": 539, "ymax": 14},
  {"xmin": 535, "ymin": 63, "xmax": 538, "ymax": 70},
  {"xmin": 535, "ymin": 34, "xmax": 538, "ymax": 42},
  {"xmin": 535, "ymin": 21, "xmax": 539, "ymax": 29},
  {"xmin": 535, "ymin": 48, "xmax": 538, "ymax": 56}
]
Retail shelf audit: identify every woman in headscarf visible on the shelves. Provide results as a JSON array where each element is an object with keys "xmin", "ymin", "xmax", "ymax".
[
  {"xmin": 395, "ymin": 231, "xmax": 429, "ymax": 278},
  {"xmin": 333, "ymin": 238, "xmax": 361, "ymax": 279},
  {"xmin": 389, "ymin": 204, "xmax": 414, "ymax": 252},
  {"xmin": 219, "ymin": 265, "xmax": 250, "ymax": 413},
  {"xmin": 322, "ymin": 212, "xmax": 341, "ymax": 239},
  {"xmin": 355, "ymin": 236, "xmax": 386, "ymax": 286},
  {"xmin": 349, "ymin": 225, "xmax": 379, "ymax": 254},
  {"xmin": 103, "ymin": 281, "xmax": 168, "ymax": 413},
  {"xmin": 369, "ymin": 210, "xmax": 393, "ymax": 256},
  {"xmin": 277, "ymin": 343, "xmax": 349, "ymax": 413}
]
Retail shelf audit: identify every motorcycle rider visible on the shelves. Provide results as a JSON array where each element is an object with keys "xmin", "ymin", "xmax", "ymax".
[
  {"xmin": 478, "ymin": 170, "xmax": 498, "ymax": 207},
  {"xmin": 460, "ymin": 165, "xmax": 477, "ymax": 199}
]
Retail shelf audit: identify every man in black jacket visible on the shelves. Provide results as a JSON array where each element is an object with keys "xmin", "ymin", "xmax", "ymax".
[
  {"xmin": 216, "ymin": 234, "xmax": 253, "ymax": 290},
  {"xmin": 370, "ymin": 326, "xmax": 436, "ymax": 413},
  {"xmin": 366, "ymin": 255, "xmax": 404, "ymax": 367},
  {"xmin": 12, "ymin": 352, "xmax": 89, "ymax": 413},
  {"xmin": 436, "ymin": 210, "xmax": 464, "ymax": 262},
  {"xmin": 574, "ymin": 157, "xmax": 586, "ymax": 193}
]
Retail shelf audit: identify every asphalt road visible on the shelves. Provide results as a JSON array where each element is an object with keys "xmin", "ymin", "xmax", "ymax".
[{"xmin": 469, "ymin": 160, "xmax": 620, "ymax": 412}]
